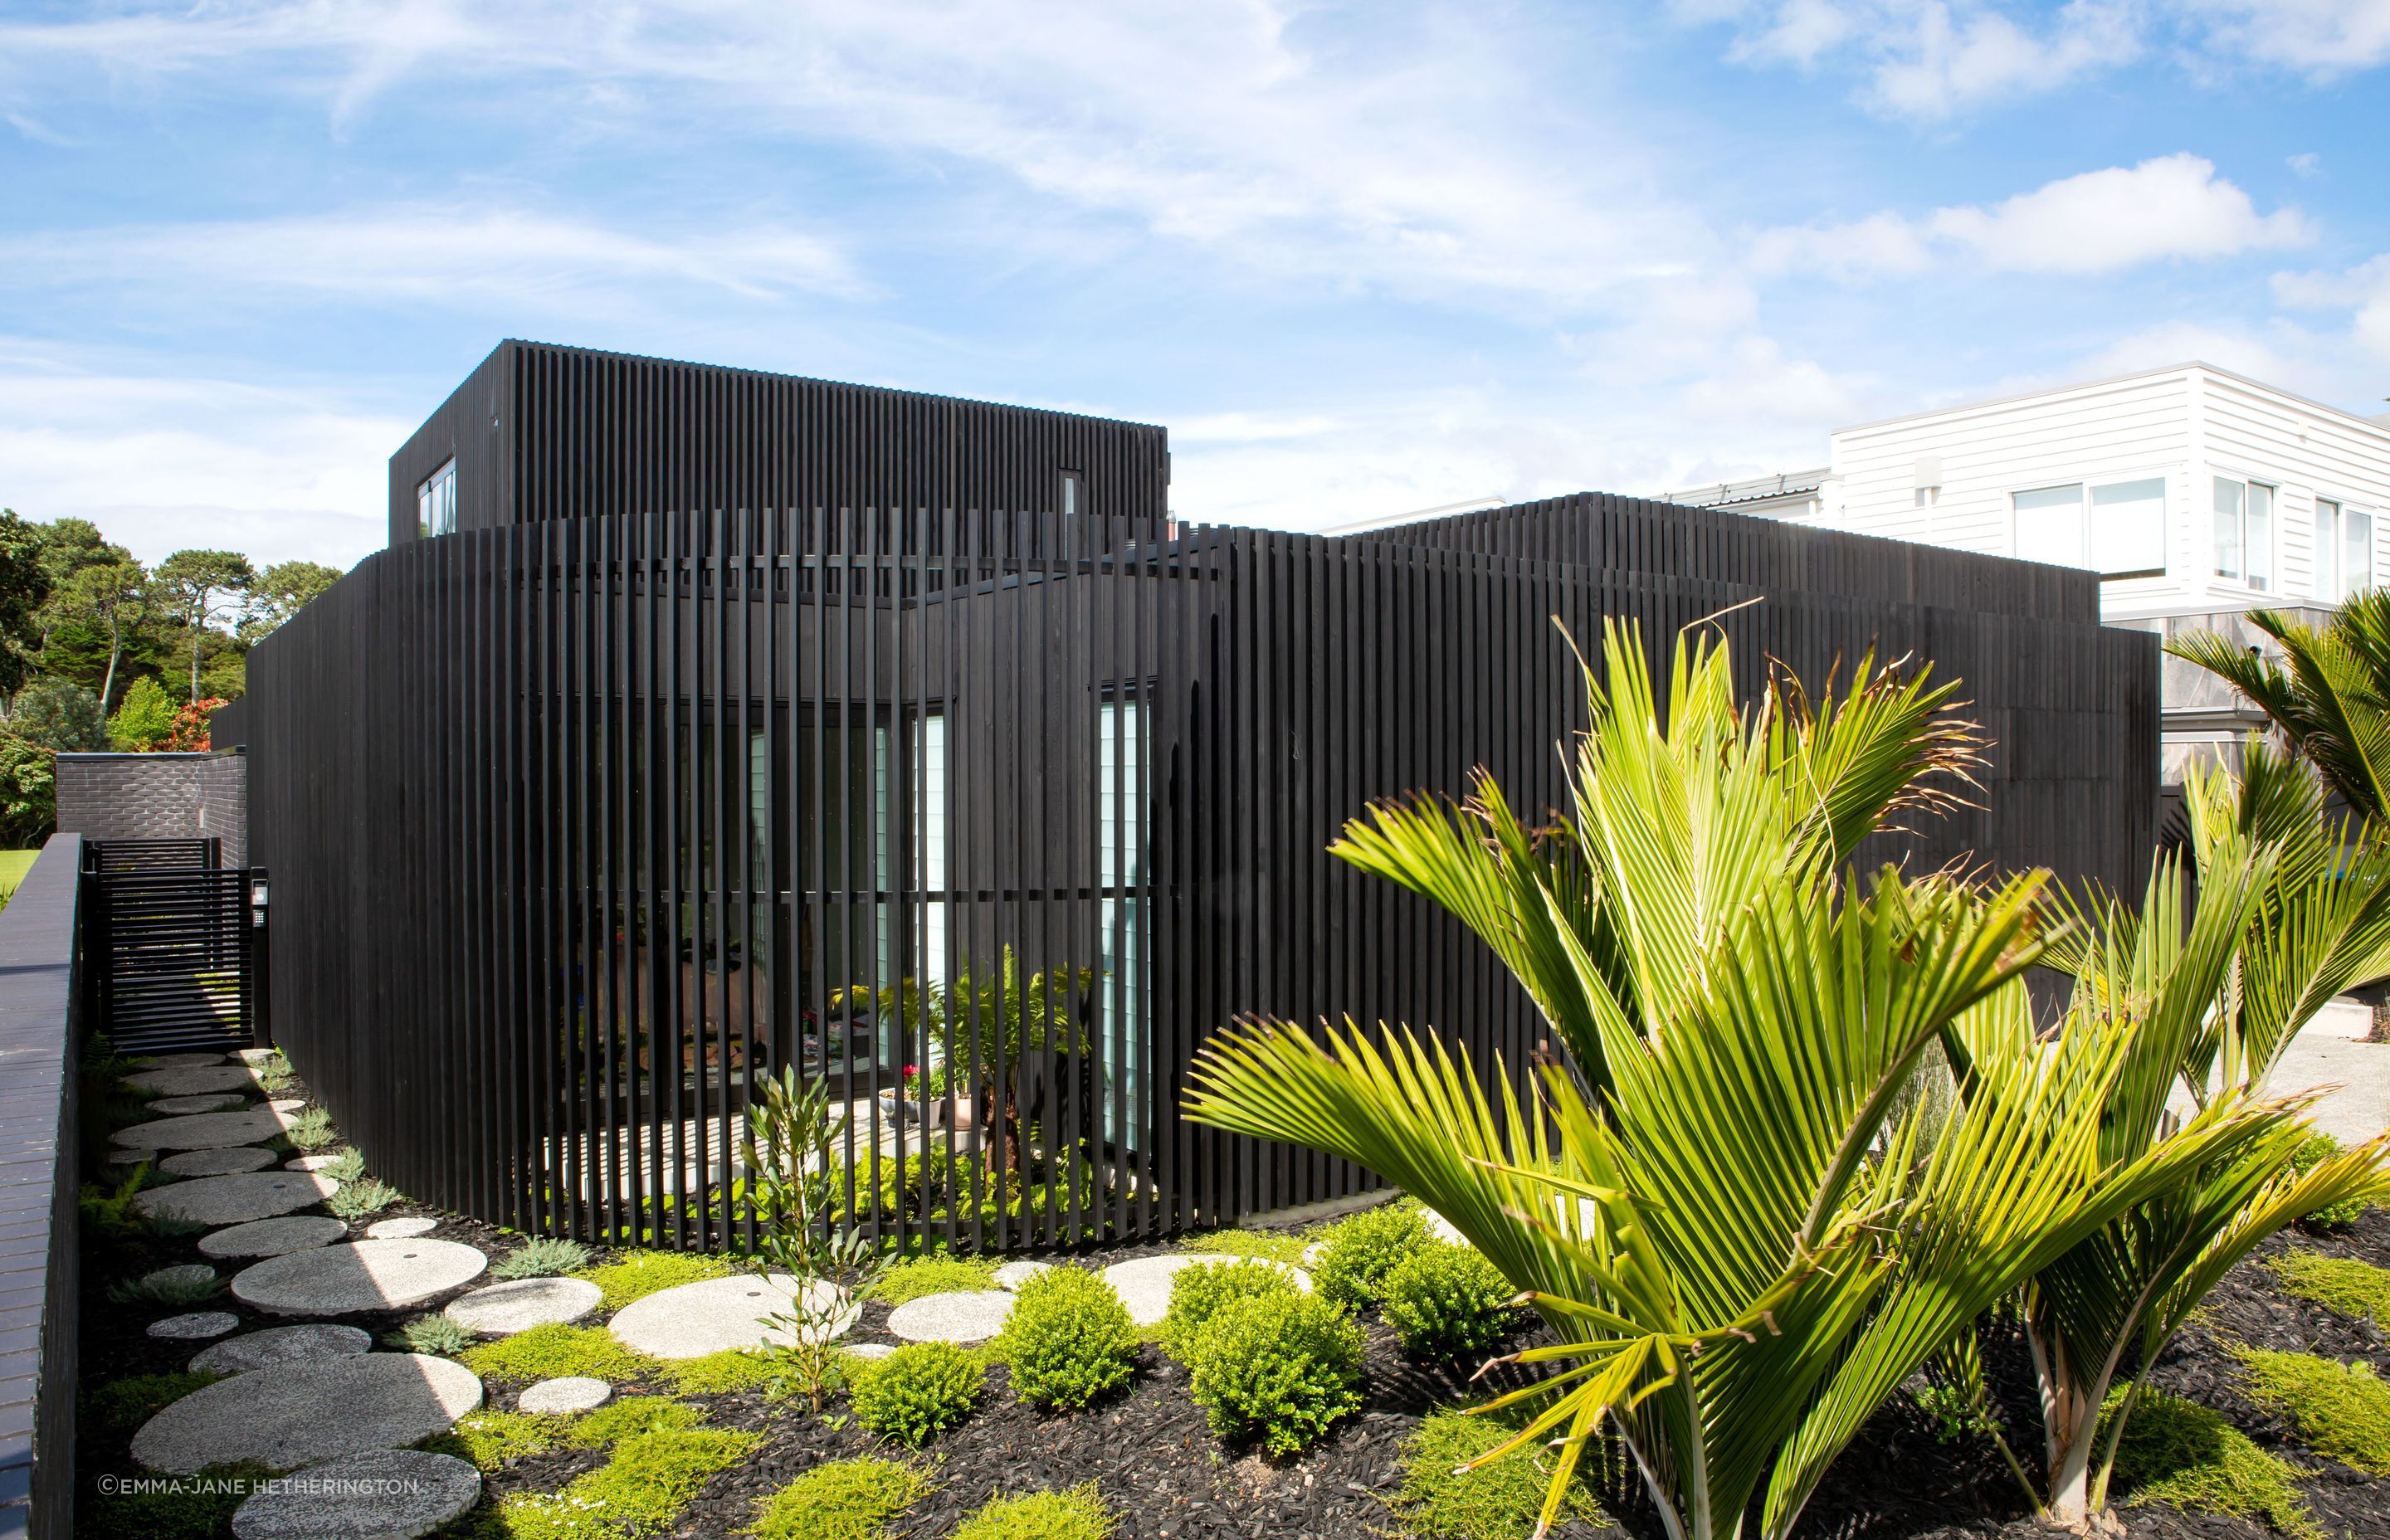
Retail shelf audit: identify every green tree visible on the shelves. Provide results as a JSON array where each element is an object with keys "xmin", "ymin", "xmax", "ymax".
[
  {"xmin": 0, "ymin": 734, "xmax": 56, "ymax": 846},
  {"xmin": 6, "ymin": 679, "xmax": 108, "ymax": 753},
  {"xmin": 109, "ymin": 675, "xmax": 177, "ymax": 751},
  {"xmin": 242, "ymin": 560, "xmax": 342, "ymax": 641},
  {"xmin": 154, "ymin": 549, "xmax": 255, "ymax": 703},
  {"xmin": 2168, "ymin": 589, "xmax": 2390, "ymax": 823},
  {"xmin": 0, "ymin": 510, "xmax": 56, "ymax": 699},
  {"xmin": 43, "ymin": 558, "xmax": 149, "ymax": 712}
]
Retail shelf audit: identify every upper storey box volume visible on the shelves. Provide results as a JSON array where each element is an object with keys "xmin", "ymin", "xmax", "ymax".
[{"xmin": 387, "ymin": 339, "xmax": 1173, "ymax": 546}]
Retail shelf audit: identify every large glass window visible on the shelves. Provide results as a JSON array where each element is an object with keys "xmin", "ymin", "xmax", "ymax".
[
  {"xmin": 2012, "ymin": 477, "xmax": 2166, "ymax": 577},
  {"xmin": 417, "ymin": 459, "xmax": 457, "ymax": 539},
  {"xmin": 2316, "ymin": 498, "xmax": 2375, "ymax": 602},
  {"xmin": 1097, "ymin": 694, "xmax": 1145, "ymax": 1151},
  {"xmin": 2214, "ymin": 475, "xmax": 2274, "ymax": 590}
]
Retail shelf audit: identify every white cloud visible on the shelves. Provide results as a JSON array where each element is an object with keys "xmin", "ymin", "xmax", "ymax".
[
  {"xmin": 1680, "ymin": 0, "xmax": 2390, "ymax": 118},
  {"xmin": 2184, "ymin": 0, "xmax": 2390, "ymax": 73},
  {"xmin": 2273, "ymin": 256, "xmax": 2390, "ymax": 362},
  {"xmin": 2288, "ymin": 151, "xmax": 2323, "ymax": 177},
  {"xmin": 0, "ymin": 2, "xmax": 1710, "ymax": 315},
  {"xmin": 0, "ymin": 205, "xmax": 861, "ymax": 309},
  {"xmin": 1754, "ymin": 154, "xmax": 2312, "ymax": 279},
  {"xmin": 0, "ymin": 343, "xmax": 402, "ymax": 570}
]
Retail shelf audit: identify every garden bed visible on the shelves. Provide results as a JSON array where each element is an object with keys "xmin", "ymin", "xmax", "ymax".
[{"xmin": 73, "ymin": 1056, "xmax": 2390, "ymax": 1540}]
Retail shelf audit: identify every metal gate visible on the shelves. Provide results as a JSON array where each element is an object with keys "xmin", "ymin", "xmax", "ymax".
[{"xmin": 85, "ymin": 840, "xmax": 270, "ymax": 1057}]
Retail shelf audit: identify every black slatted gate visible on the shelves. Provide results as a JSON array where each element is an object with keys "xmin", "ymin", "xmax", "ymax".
[{"xmin": 85, "ymin": 840, "xmax": 269, "ymax": 1057}]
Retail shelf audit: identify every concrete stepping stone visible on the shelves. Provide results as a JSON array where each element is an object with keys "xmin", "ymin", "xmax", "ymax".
[
  {"xmin": 365, "ymin": 1216, "xmax": 438, "ymax": 1239},
  {"xmin": 1098, "ymin": 1254, "xmax": 1310, "ymax": 1327},
  {"xmin": 886, "ymin": 1290, "xmax": 1016, "ymax": 1343},
  {"xmin": 163, "ymin": 1147, "xmax": 278, "ymax": 1177},
  {"xmin": 141, "ymin": 1263, "xmax": 220, "ymax": 1289},
  {"xmin": 149, "ymin": 1312, "xmax": 240, "ymax": 1341},
  {"xmin": 518, "ymin": 1377, "xmax": 612, "ymax": 1415},
  {"xmin": 285, "ymin": 1154, "xmax": 344, "ymax": 1172},
  {"xmin": 268, "ymin": 1099, "xmax": 306, "ymax": 1114},
  {"xmin": 232, "ymin": 1239, "xmax": 488, "ymax": 1316},
  {"xmin": 190, "ymin": 1323, "xmax": 373, "ymax": 1376},
  {"xmin": 991, "ymin": 1260, "xmax": 1051, "ymax": 1290},
  {"xmin": 844, "ymin": 1342, "xmax": 896, "ymax": 1360},
  {"xmin": 609, "ymin": 1273, "xmax": 856, "ymax": 1359},
  {"xmin": 235, "ymin": 1048, "xmax": 283, "ymax": 1065},
  {"xmin": 232, "ymin": 1448, "xmax": 480, "ymax": 1540},
  {"xmin": 446, "ymin": 1276, "xmax": 602, "ymax": 1336},
  {"xmin": 114, "ymin": 1105, "xmax": 294, "ymax": 1151},
  {"xmin": 135, "ymin": 1052, "xmax": 229, "ymax": 1069},
  {"xmin": 135, "ymin": 1172, "xmax": 339, "ymax": 1227},
  {"xmin": 152, "ymin": 1093, "xmax": 251, "ymax": 1115},
  {"xmin": 201, "ymin": 1216, "xmax": 352, "ymax": 1260},
  {"xmin": 124, "ymin": 1065, "xmax": 259, "ymax": 1097},
  {"xmin": 107, "ymin": 1148, "xmax": 159, "ymax": 1168},
  {"xmin": 132, "ymin": 1352, "xmax": 484, "ymax": 1474},
  {"xmin": 1423, "ymin": 1211, "xmax": 1479, "ymax": 1248}
]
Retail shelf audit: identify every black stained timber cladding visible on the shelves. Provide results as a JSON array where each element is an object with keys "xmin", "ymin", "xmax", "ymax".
[{"xmin": 246, "ymin": 488, "xmax": 2156, "ymax": 1252}]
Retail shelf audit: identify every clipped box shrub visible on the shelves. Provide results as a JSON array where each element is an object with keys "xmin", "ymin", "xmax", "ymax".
[
  {"xmin": 996, "ymin": 1267, "xmax": 1139, "ymax": 1411},
  {"xmin": 1311, "ymin": 1204, "xmax": 1432, "ymax": 1312},
  {"xmin": 1160, "ymin": 1258, "xmax": 1299, "ymax": 1359},
  {"xmin": 850, "ymin": 1340, "xmax": 985, "ymax": 1448},
  {"xmin": 1182, "ymin": 1291, "xmax": 1364, "ymax": 1456},
  {"xmin": 2290, "ymin": 1133, "xmax": 2370, "ymax": 1229},
  {"xmin": 1382, "ymin": 1242, "xmax": 1517, "ymax": 1362}
]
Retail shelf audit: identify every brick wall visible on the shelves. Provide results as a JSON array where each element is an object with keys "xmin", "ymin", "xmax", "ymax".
[{"xmin": 53, "ymin": 753, "xmax": 246, "ymax": 865}]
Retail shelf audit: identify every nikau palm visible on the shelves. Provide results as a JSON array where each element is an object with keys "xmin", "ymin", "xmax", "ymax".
[{"xmin": 1183, "ymin": 621, "xmax": 2390, "ymax": 1538}]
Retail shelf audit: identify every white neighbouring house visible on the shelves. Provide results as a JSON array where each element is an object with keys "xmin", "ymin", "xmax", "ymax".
[{"xmin": 1664, "ymin": 363, "xmax": 2390, "ymax": 784}]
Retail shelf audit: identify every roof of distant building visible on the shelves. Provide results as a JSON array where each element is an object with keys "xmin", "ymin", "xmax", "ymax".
[{"xmin": 1657, "ymin": 467, "xmax": 1831, "ymax": 509}]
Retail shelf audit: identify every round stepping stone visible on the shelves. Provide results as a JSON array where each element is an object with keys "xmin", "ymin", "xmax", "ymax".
[
  {"xmin": 285, "ymin": 1154, "xmax": 344, "ymax": 1172},
  {"xmin": 152, "ymin": 1093, "xmax": 250, "ymax": 1115},
  {"xmin": 609, "ymin": 1273, "xmax": 856, "ymax": 1359},
  {"xmin": 149, "ymin": 1311, "xmax": 239, "ymax": 1341},
  {"xmin": 114, "ymin": 1106, "xmax": 294, "ymax": 1152},
  {"xmin": 201, "ymin": 1216, "xmax": 352, "ymax": 1260},
  {"xmin": 844, "ymin": 1342, "xmax": 896, "ymax": 1360},
  {"xmin": 886, "ymin": 1289, "xmax": 1016, "ymax": 1343},
  {"xmin": 132, "ymin": 1352, "xmax": 483, "ymax": 1474},
  {"xmin": 517, "ymin": 1377, "xmax": 612, "ymax": 1415},
  {"xmin": 1424, "ymin": 1211, "xmax": 1472, "ymax": 1247},
  {"xmin": 107, "ymin": 1148, "xmax": 159, "ymax": 1167},
  {"xmin": 232, "ymin": 1240, "xmax": 487, "ymax": 1317},
  {"xmin": 232, "ymin": 1447, "xmax": 480, "ymax": 1540},
  {"xmin": 991, "ymin": 1260, "xmax": 1051, "ymax": 1290},
  {"xmin": 235, "ymin": 1048, "xmax": 283, "ymax": 1065},
  {"xmin": 124, "ymin": 1065, "xmax": 259, "ymax": 1097},
  {"xmin": 136, "ymin": 1052, "xmax": 229, "ymax": 1069},
  {"xmin": 135, "ymin": 1172, "xmax": 339, "ymax": 1227},
  {"xmin": 446, "ymin": 1276, "xmax": 602, "ymax": 1336},
  {"xmin": 366, "ymin": 1216, "xmax": 438, "ymax": 1239},
  {"xmin": 190, "ymin": 1323, "xmax": 374, "ymax": 1377},
  {"xmin": 1098, "ymin": 1254, "xmax": 1310, "ymax": 1327},
  {"xmin": 141, "ymin": 1263, "xmax": 220, "ymax": 1289},
  {"xmin": 163, "ymin": 1147, "xmax": 278, "ymax": 1177},
  {"xmin": 268, "ymin": 1099, "xmax": 307, "ymax": 1114}
]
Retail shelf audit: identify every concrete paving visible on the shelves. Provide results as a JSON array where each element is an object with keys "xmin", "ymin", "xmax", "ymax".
[
  {"xmin": 147, "ymin": 1312, "xmax": 239, "ymax": 1341},
  {"xmin": 885, "ymin": 1290, "xmax": 1016, "ymax": 1343},
  {"xmin": 190, "ymin": 1323, "xmax": 374, "ymax": 1377},
  {"xmin": 131, "ymin": 1352, "xmax": 484, "ymax": 1474},
  {"xmin": 444, "ymin": 1277, "xmax": 602, "ymax": 1336},
  {"xmin": 2263, "ymin": 1001, "xmax": 2390, "ymax": 1145},
  {"xmin": 199, "ymin": 1216, "xmax": 352, "ymax": 1260},
  {"xmin": 517, "ymin": 1377, "xmax": 612, "ymax": 1415},
  {"xmin": 607, "ymin": 1272, "xmax": 856, "ymax": 1359},
  {"xmin": 161, "ymin": 1147, "xmax": 278, "ymax": 1177},
  {"xmin": 124, "ymin": 1065, "xmax": 261, "ymax": 1097},
  {"xmin": 231, "ymin": 1449, "xmax": 481, "ymax": 1540},
  {"xmin": 232, "ymin": 1239, "xmax": 488, "ymax": 1316},
  {"xmin": 134, "ymin": 1172, "xmax": 340, "ymax": 1227},
  {"xmin": 114, "ymin": 1105, "xmax": 295, "ymax": 1151}
]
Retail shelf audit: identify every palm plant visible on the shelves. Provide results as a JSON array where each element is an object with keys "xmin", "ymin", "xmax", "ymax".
[
  {"xmin": 2164, "ymin": 589, "xmax": 2390, "ymax": 823},
  {"xmin": 1187, "ymin": 621, "xmax": 2239, "ymax": 1539},
  {"xmin": 2005, "ymin": 743, "xmax": 2390, "ymax": 1522}
]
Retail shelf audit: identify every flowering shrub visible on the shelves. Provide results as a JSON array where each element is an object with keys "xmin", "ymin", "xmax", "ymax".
[{"xmin": 163, "ymin": 697, "xmax": 227, "ymax": 752}]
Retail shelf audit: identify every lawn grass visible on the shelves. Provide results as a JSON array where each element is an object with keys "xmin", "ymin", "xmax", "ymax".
[{"xmin": 0, "ymin": 849, "xmax": 38, "ymax": 910}]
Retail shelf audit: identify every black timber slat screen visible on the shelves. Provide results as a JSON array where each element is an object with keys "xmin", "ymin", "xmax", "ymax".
[
  {"xmin": 89, "ymin": 868, "xmax": 255, "ymax": 1057},
  {"xmin": 244, "ymin": 503, "xmax": 2157, "ymax": 1250},
  {"xmin": 85, "ymin": 838, "xmax": 219, "ymax": 875}
]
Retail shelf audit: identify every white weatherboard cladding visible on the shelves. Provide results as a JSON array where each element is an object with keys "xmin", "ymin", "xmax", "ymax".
[{"xmin": 1822, "ymin": 364, "xmax": 2390, "ymax": 621}]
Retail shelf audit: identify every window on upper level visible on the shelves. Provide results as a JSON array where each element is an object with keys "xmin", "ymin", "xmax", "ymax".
[
  {"xmin": 1059, "ymin": 469, "xmax": 1085, "ymax": 518},
  {"xmin": 417, "ymin": 459, "xmax": 458, "ymax": 539},
  {"xmin": 2316, "ymin": 498, "xmax": 2375, "ymax": 602},
  {"xmin": 2011, "ymin": 476, "xmax": 2166, "ymax": 578},
  {"xmin": 2213, "ymin": 475, "xmax": 2274, "ymax": 591}
]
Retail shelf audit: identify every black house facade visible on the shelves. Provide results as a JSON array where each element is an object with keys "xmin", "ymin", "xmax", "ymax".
[{"xmin": 237, "ymin": 342, "xmax": 2158, "ymax": 1255}]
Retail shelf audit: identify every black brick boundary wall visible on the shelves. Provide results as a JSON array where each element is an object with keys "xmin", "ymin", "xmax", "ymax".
[
  {"xmin": 55, "ymin": 753, "xmax": 245, "ymax": 866},
  {"xmin": 0, "ymin": 835, "xmax": 84, "ymax": 1540}
]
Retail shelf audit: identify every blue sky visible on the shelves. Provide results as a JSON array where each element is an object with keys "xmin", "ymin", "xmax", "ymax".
[{"xmin": 2, "ymin": 1, "xmax": 2387, "ymax": 571}]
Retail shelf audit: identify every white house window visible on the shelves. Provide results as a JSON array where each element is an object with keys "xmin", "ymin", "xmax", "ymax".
[
  {"xmin": 2213, "ymin": 475, "xmax": 2273, "ymax": 590},
  {"xmin": 2011, "ymin": 477, "xmax": 2165, "ymax": 578},
  {"xmin": 1060, "ymin": 469, "xmax": 1085, "ymax": 518},
  {"xmin": 417, "ymin": 459, "xmax": 458, "ymax": 539},
  {"xmin": 2316, "ymin": 498, "xmax": 2374, "ymax": 602}
]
